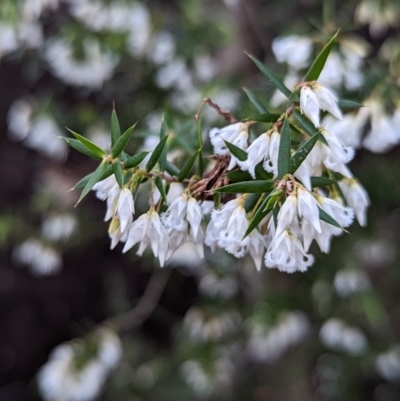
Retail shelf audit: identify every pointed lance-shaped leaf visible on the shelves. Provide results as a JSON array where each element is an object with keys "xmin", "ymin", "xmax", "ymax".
[
  {"xmin": 246, "ymin": 53, "xmax": 291, "ymax": 98},
  {"xmin": 304, "ymin": 30, "xmax": 339, "ymax": 82},
  {"xmin": 165, "ymin": 160, "xmax": 180, "ymax": 177},
  {"xmin": 318, "ymin": 206, "xmax": 342, "ymax": 229},
  {"xmin": 310, "ymin": 176, "xmax": 337, "ymax": 188},
  {"xmin": 290, "ymin": 133, "xmax": 321, "ymax": 174},
  {"xmin": 243, "ymin": 193, "xmax": 274, "ymax": 238},
  {"xmin": 242, "ymin": 87, "xmax": 270, "ymax": 114},
  {"xmin": 293, "ymin": 109, "xmax": 319, "ymax": 136},
  {"xmin": 215, "ymin": 180, "xmax": 274, "ymax": 194},
  {"xmin": 245, "ymin": 113, "xmax": 281, "ymax": 123},
  {"xmin": 66, "ymin": 128, "xmax": 106, "ymax": 158},
  {"xmin": 111, "ymin": 108, "xmax": 121, "ymax": 147},
  {"xmin": 123, "ymin": 151, "xmax": 150, "ymax": 169},
  {"xmin": 338, "ymin": 99, "xmax": 364, "ymax": 109},
  {"xmin": 277, "ymin": 118, "xmax": 291, "ymax": 178},
  {"xmin": 145, "ymin": 135, "xmax": 169, "ymax": 173},
  {"xmin": 73, "ymin": 165, "xmax": 113, "ymax": 189},
  {"xmin": 244, "ymin": 193, "xmax": 261, "ymax": 213},
  {"xmin": 76, "ymin": 161, "xmax": 109, "ymax": 205},
  {"xmin": 155, "ymin": 176, "xmax": 168, "ymax": 205},
  {"xmin": 61, "ymin": 137, "xmax": 103, "ymax": 159},
  {"xmin": 255, "ymin": 165, "xmax": 273, "ymax": 180},
  {"xmin": 177, "ymin": 150, "xmax": 199, "ymax": 182},
  {"xmin": 226, "ymin": 170, "xmax": 253, "ymax": 183},
  {"xmin": 110, "ymin": 123, "xmax": 137, "ymax": 159},
  {"xmin": 112, "ymin": 161, "xmax": 124, "ymax": 188},
  {"xmin": 158, "ymin": 116, "xmax": 168, "ymax": 171},
  {"xmin": 223, "ymin": 140, "xmax": 248, "ymax": 162}
]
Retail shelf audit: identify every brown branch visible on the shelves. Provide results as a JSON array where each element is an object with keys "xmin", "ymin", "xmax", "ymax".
[
  {"xmin": 104, "ymin": 268, "xmax": 171, "ymax": 332},
  {"xmin": 194, "ymin": 97, "xmax": 237, "ymax": 124}
]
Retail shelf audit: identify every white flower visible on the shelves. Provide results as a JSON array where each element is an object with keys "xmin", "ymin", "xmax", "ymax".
[
  {"xmin": 338, "ymin": 178, "xmax": 369, "ymax": 226},
  {"xmin": 241, "ymin": 132, "xmax": 270, "ymax": 178},
  {"xmin": 262, "ymin": 130, "xmax": 280, "ymax": 177},
  {"xmin": 92, "ymin": 175, "xmax": 117, "ymax": 201},
  {"xmin": 334, "ymin": 269, "xmax": 370, "ymax": 297},
  {"xmin": 300, "ymin": 86, "xmax": 321, "ymax": 128},
  {"xmin": 272, "ymin": 35, "xmax": 312, "ymax": 69},
  {"xmin": 247, "ymin": 230, "xmax": 266, "ymax": 271},
  {"xmin": 227, "ymin": 129, "xmax": 248, "ymax": 170},
  {"xmin": 0, "ymin": 23, "xmax": 19, "ymax": 58},
  {"xmin": 297, "ymin": 186, "xmax": 321, "ymax": 233},
  {"xmin": 312, "ymin": 84, "xmax": 342, "ymax": 120},
  {"xmin": 123, "ymin": 210, "xmax": 169, "ymax": 267},
  {"xmin": 116, "ymin": 188, "xmax": 135, "ymax": 232},
  {"xmin": 41, "ymin": 214, "xmax": 77, "ymax": 242},
  {"xmin": 363, "ymin": 113, "xmax": 400, "ymax": 153},
  {"xmin": 209, "ymin": 123, "xmax": 244, "ymax": 155},
  {"xmin": 375, "ymin": 347, "xmax": 400, "ymax": 383},
  {"xmin": 275, "ymin": 193, "xmax": 298, "ymax": 236},
  {"xmin": 265, "ymin": 229, "xmax": 314, "ymax": 273},
  {"xmin": 270, "ymin": 72, "xmax": 299, "ymax": 108},
  {"xmin": 187, "ymin": 197, "xmax": 203, "ymax": 237},
  {"xmin": 317, "ymin": 196, "xmax": 354, "ymax": 228}
]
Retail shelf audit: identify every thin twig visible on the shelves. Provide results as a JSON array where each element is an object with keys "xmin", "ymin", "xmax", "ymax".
[
  {"xmin": 104, "ymin": 268, "xmax": 171, "ymax": 332},
  {"xmin": 194, "ymin": 97, "xmax": 237, "ymax": 123}
]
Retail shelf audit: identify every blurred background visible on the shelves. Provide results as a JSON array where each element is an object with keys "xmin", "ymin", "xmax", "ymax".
[{"xmin": 1, "ymin": 0, "xmax": 400, "ymax": 400}]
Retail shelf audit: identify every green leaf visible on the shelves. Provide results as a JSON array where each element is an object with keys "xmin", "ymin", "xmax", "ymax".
[
  {"xmin": 73, "ymin": 165, "xmax": 113, "ymax": 189},
  {"xmin": 112, "ymin": 161, "xmax": 124, "ymax": 188},
  {"xmin": 255, "ymin": 165, "xmax": 273, "ymax": 180},
  {"xmin": 110, "ymin": 123, "xmax": 137, "ymax": 159},
  {"xmin": 223, "ymin": 140, "xmax": 247, "ymax": 161},
  {"xmin": 246, "ymin": 53, "xmax": 291, "ymax": 98},
  {"xmin": 197, "ymin": 119, "xmax": 204, "ymax": 177},
  {"xmin": 123, "ymin": 151, "xmax": 149, "ymax": 169},
  {"xmin": 277, "ymin": 118, "xmax": 291, "ymax": 178},
  {"xmin": 214, "ymin": 192, "xmax": 221, "ymax": 209},
  {"xmin": 243, "ymin": 87, "xmax": 269, "ymax": 113},
  {"xmin": 226, "ymin": 170, "xmax": 252, "ymax": 182},
  {"xmin": 289, "ymin": 89, "xmax": 300, "ymax": 102},
  {"xmin": 165, "ymin": 161, "xmax": 180, "ymax": 176},
  {"xmin": 61, "ymin": 137, "xmax": 103, "ymax": 159},
  {"xmin": 304, "ymin": 30, "xmax": 339, "ymax": 82},
  {"xmin": 154, "ymin": 176, "xmax": 168, "ymax": 205},
  {"xmin": 76, "ymin": 161, "xmax": 109, "ymax": 205},
  {"xmin": 245, "ymin": 113, "xmax": 281, "ymax": 123},
  {"xmin": 310, "ymin": 176, "xmax": 337, "ymax": 188},
  {"xmin": 215, "ymin": 180, "xmax": 274, "ymax": 194},
  {"xmin": 159, "ymin": 117, "xmax": 168, "ymax": 171},
  {"xmin": 145, "ymin": 135, "xmax": 169, "ymax": 173},
  {"xmin": 244, "ymin": 193, "xmax": 261, "ymax": 213},
  {"xmin": 290, "ymin": 133, "xmax": 320, "ymax": 174},
  {"xmin": 318, "ymin": 206, "xmax": 342, "ymax": 229},
  {"xmin": 66, "ymin": 128, "xmax": 106, "ymax": 158},
  {"xmin": 244, "ymin": 194, "xmax": 273, "ymax": 238},
  {"xmin": 111, "ymin": 109, "xmax": 121, "ymax": 147},
  {"xmin": 338, "ymin": 99, "xmax": 364, "ymax": 109},
  {"xmin": 177, "ymin": 151, "xmax": 199, "ymax": 182},
  {"xmin": 293, "ymin": 109, "xmax": 319, "ymax": 136}
]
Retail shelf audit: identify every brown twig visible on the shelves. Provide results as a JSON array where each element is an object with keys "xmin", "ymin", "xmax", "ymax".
[
  {"xmin": 194, "ymin": 97, "xmax": 237, "ymax": 124},
  {"xmin": 104, "ymin": 268, "xmax": 171, "ymax": 332}
]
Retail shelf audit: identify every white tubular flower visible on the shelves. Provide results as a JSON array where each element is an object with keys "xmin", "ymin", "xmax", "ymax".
[
  {"xmin": 104, "ymin": 185, "xmax": 121, "ymax": 222},
  {"xmin": 312, "ymin": 84, "xmax": 343, "ymax": 121},
  {"xmin": 187, "ymin": 197, "xmax": 203, "ymax": 237},
  {"xmin": 209, "ymin": 123, "xmax": 244, "ymax": 155},
  {"xmin": 241, "ymin": 133, "xmax": 270, "ymax": 178},
  {"xmin": 317, "ymin": 196, "xmax": 354, "ymax": 228},
  {"xmin": 92, "ymin": 174, "xmax": 117, "ymax": 200},
  {"xmin": 297, "ymin": 186, "xmax": 321, "ymax": 233},
  {"xmin": 227, "ymin": 129, "xmax": 249, "ymax": 170},
  {"xmin": 338, "ymin": 178, "xmax": 370, "ymax": 227},
  {"xmin": 272, "ymin": 35, "xmax": 312, "ymax": 69},
  {"xmin": 262, "ymin": 130, "xmax": 280, "ymax": 177},
  {"xmin": 321, "ymin": 130, "xmax": 354, "ymax": 173},
  {"xmin": 363, "ymin": 113, "xmax": 399, "ymax": 153},
  {"xmin": 161, "ymin": 193, "xmax": 188, "ymax": 232},
  {"xmin": 265, "ymin": 229, "xmax": 314, "ymax": 273},
  {"xmin": 247, "ymin": 230, "xmax": 266, "ymax": 271},
  {"xmin": 116, "ymin": 188, "xmax": 135, "ymax": 232},
  {"xmin": 300, "ymin": 86, "xmax": 321, "ymax": 128},
  {"xmin": 302, "ymin": 218, "xmax": 335, "ymax": 253},
  {"xmin": 275, "ymin": 194, "xmax": 298, "ymax": 236}
]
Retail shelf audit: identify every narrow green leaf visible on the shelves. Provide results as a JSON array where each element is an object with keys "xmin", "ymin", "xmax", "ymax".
[
  {"xmin": 123, "ymin": 151, "xmax": 149, "ymax": 169},
  {"xmin": 244, "ymin": 193, "xmax": 261, "ymax": 213},
  {"xmin": 245, "ymin": 113, "xmax": 281, "ymax": 123},
  {"xmin": 289, "ymin": 89, "xmax": 300, "ymax": 102},
  {"xmin": 290, "ymin": 133, "xmax": 320, "ymax": 174},
  {"xmin": 61, "ymin": 137, "xmax": 103, "ymax": 159},
  {"xmin": 223, "ymin": 140, "xmax": 247, "ymax": 161},
  {"xmin": 76, "ymin": 162, "xmax": 109, "ymax": 205},
  {"xmin": 178, "ymin": 151, "xmax": 199, "ymax": 182},
  {"xmin": 73, "ymin": 165, "xmax": 113, "ymax": 189},
  {"xmin": 277, "ymin": 118, "xmax": 291, "ymax": 178},
  {"xmin": 244, "ymin": 193, "xmax": 273, "ymax": 238},
  {"xmin": 165, "ymin": 161, "xmax": 180, "ymax": 176},
  {"xmin": 198, "ymin": 154, "xmax": 204, "ymax": 177},
  {"xmin": 214, "ymin": 193, "xmax": 221, "ymax": 209},
  {"xmin": 293, "ymin": 109, "xmax": 319, "ymax": 136},
  {"xmin": 304, "ymin": 30, "xmax": 339, "ymax": 82},
  {"xmin": 272, "ymin": 203, "xmax": 280, "ymax": 228},
  {"xmin": 154, "ymin": 176, "xmax": 168, "ymax": 204},
  {"xmin": 255, "ymin": 165, "xmax": 273, "ymax": 180},
  {"xmin": 159, "ymin": 117, "xmax": 168, "ymax": 171},
  {"xmin": 197, "ymin": 119, "xmax": 204, "ymax": 177},
  {"xmin": 111, "ymin": 109, "xmax": 121, "ymax": 147},
  {"xmin": 145, "ymin": 135, "xmax": 169, "ymax": 173},
  {"xmin": 66, "ymin": 128, "xmax": 106, "ymax": 158},
  {"xmin": 111, "ymin": 123, "xmax": 137, "ymax": 159},
  {"xmin": 310, "ymin": 176, "xmax": 337, "ymax": 188},
  {"xmin": 215, "ymin": 180, "xmax": 274, "ymax": 194},
  {"xmin": 242, "ymin": 87, "xmax": 269, "ymax": 113},
  {"xmin": 318, "ymin": 206, "xmax": 342, "ymax": 229},
  {"xmin": 246, "ymin": 53, "xmax": 291, "ymax": 98},
  {"xmin": 226, "ymin": 170, "xmax": 252, "ymax": 183},
  {"xmin": 112, "ymin": 161, "xmax": 124, "ymax": 188},
  {"xmin": 338, "ymin": 99, "xmax": 364, "ymax": 109}
]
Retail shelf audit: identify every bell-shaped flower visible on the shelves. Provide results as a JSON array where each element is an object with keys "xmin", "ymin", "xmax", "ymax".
[
  {"xmin": 227, "ymin": 129, "xmax": 249, "ymax": 170},
  {"xmin": 265, "ymin": 229, "xmax": 314, "ymax": 273},
  {"xmin": 297, "ymin": 186, "xmax": 321, "ymax": 233},
  {"xmin": 275, "ymin": 193, "xmax": 298, "ymax": 236},
  {"xmin": 161, "ymin": 193, "xmax": 188, "ymax": 232},
  {"xmin": 187, "ymin": 197, "xmax": 203, "ymax": 237},
  {"xmin": 312, "ymin": 84, "xmax": 343, "ymax": 121},
  {"xmin": 317, "ymin": 196, "xmax": 354, "ymax": 228},
  {"xmin": 104, "ymin": 185, "xmax": 121, "ymax": 222},
  {"xmin": 338, "ymin": 178, "xmax": 369, "ymax": 226},
  {"xmin": 241, "ymin": 132, "xmax": 270, "ymax": 178},
  {"xmin": 116, "ymin": 188, "xmax": 135, "ymax": 232},
  {"xmin": 92, "ymin": 175, "xmax": 118, "ymax": 201},
  {"xmin": 247, "ymin": 230, "xmax": 267, "ymax": 271},
  {"xmin": 262, "ymin": 130, "xmax": 280, "ymax": 177},
  {"xmin": 272, "ymin": 35, "xmax": 312, "ymax": 69},
  {"xmin": 209, "ymin": 122, "xmax": 244, "ymax": 155},
  {"xmin": 300, "ymin": 86, "xmax": 321, "ymax": 128}
]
